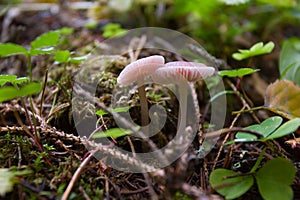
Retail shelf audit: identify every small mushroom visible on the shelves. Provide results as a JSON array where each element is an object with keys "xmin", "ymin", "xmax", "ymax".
[
  {"xmin": 151, "ymin": 61, "xmax": 215, "ymax": 131},
  {"xmin": 117, "ymin": 55, "xmax": 165, "ymax": 126}
]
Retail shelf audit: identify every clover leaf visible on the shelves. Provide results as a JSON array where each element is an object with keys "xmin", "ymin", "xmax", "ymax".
[
  {"xmin": 256, "ymin": 158, "xmax": 296, "ymax": 200},
  {"xmin": 230, "ymin": 116, "xmax": 300, "ymax": 143},
  {"xmin": 232, "ymin": 41, "xmax": 275, "ymax": 60},
  {"xmin": 219, "ymin": 68, "xmax": 260, "ymax": 78}
]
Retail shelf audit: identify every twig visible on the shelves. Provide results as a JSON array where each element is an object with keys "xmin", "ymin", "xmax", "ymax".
[
  {"xmin": 61, "ymin": 148, "xmax": 98, "ymax": 200},
  {"xmin": 204, "ymin": 127, "xmax": 264, "ymax": 139},
  {"xmin": 12, "ymin": 110, "xmax": 52, "ymax": 167},
  {"xmin": 226, "ymin": 79, "xmax": 260, "ymax": 123},
  {"xmin": 105, "ymin": 176, "xmax": 109, "ymax": 199},
  {"xmin": 212, "ymin": 105, "xmax": 244, "ymax": 170},
  {"xmin": 79, "ymin": 186, "xmax": 91, "ymax": 200}
]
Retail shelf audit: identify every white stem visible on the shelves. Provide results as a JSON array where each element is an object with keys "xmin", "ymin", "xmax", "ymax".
[
  {"xmin": 178, "ymin": 84, "xmax": 188, "ymax": 133},
  {"xmin": 137, "ymin": 78, "xmax": 149, "ymax": 127}
]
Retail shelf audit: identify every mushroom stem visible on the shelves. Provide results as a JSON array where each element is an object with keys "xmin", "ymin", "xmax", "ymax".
[
  {"xmin": 178, "ymin": 84, "xmax": 188, "ymax": 133},
  {"xmin": 137, "ymin": 79, "xmax": 149, "ymax": 127}
]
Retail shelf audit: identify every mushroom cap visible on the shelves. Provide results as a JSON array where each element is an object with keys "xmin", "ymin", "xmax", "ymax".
[
  {"xmin": 117, "ymin": 55, "xmax": 165, "ymax": 85},
  {"xmin": 151, "ymin": 61, "xmax": 215, "ymax": 84}
]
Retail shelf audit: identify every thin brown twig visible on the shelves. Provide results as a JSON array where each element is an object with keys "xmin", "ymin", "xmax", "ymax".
[
  {"xmin": 61, "ymin": 149, "xmax": 98, "ymax": 200},
  {"xmin": 226, "ymin": 79, "xmax": 260, "ymax": 123},
  {"xmin": 12, "ymin": 110, "xmax": 52, "ymax": 166},
  {"xmin": 204, "ymin": 127, "xmax": 264, "ymax": 139},
  {"xmin": 212, "ymin": 105, "xmax": 244, "ymax": 170}
]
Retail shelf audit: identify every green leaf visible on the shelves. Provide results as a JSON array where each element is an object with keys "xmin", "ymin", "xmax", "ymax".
[
  {"xmin": 92, "ymin": 128, "xmax": 133, "ymax": 139},
  {"xmin": 236, "ymin": 116, "xmax": 282, "ymax": 138},
  {"xmin": 219, "ymin": 0, "xmax": 250, "ymax": 5},
  {"xmin": 0, "ymin": 168, "xmax": 31, "ymax": 196},
  {"xmin": 55, "ymin": 50, "xmax": 71, "ymax": 63},
  {"xmin": 0, "ymin": 43, "xmax": 28, "ymax": 57},
  {"xmin": 257, "ymin": 0, "xmax": 296, "ymax": 7},
  {"xmin": 14, "ymin": 77, "xmax": 29, "ymax": 85},
  {"xmin": 209, "ymin": 169, "xmax": 254, "ymax": 199},
  {"xmin": 69, "ymin": 54, "xmax": 89, "ymax": 64},
  {"xmin": 232, "ymin": 41, "xmax": 275, "ymax": 60},
  {"xmin": 279, "ymin": 38, "xmax": 300, "ymax": 86},
  {"xmin": 0, "ymin": 87, "xmax": 21, "ymax": 102},
  {"xmin": 259, "ymin": 116, "xmax": 283, "ymax": 137},
  {"xmin": 96, "ymin": 106, "xmax": 131, "ymax": 116},
  {"xmin": 0, "ymin": 75, "xmax": 17, "ymax": 86},
  {"xmin": 265, "ymin": 118, "xmax": 300, "ymax": 140},
  {"xmin": 219, "ymin": 68, "xmax": 260, "ymax": 77},
  {"xmin": 256, "ymin": 158, "xmax": 296, "ymax": 200},
  {"xmin": 30, "ymin": 47, "xmax": 55, "ymax": 56},
  {"xmin": 234, "ymin": 116, "xmax": 283, "ymax": 143},
  {"xmin": 54, "ymin": 27, "xmax": 74, "ymax": 35},
  {"xmin": 235, "ymin": 125, "xmax": 260, "ymax": 141},
  {"xmin": 30, "ymin": 31, "xmax": 60, "ymax": 50},
  {"xmin": 19, "ymin": 82, "xmax": 42, "ymax": 97},
  {"xmin": 0, "ymin": 82, "xmax": 42, "ymax": 102},
  {"xmin": 0, "ymin": 75, "xmax": 29, "ymax": 86},
  {"xmin": 101, "ymin": 23, "xmax": 127, "ymax": 38},
  {"xmin": 0, "ymin": 168, "xmax": 15, "ymax": 196}
]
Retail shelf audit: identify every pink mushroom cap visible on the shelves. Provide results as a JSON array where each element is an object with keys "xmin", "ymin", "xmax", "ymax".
[
  {"xmin": 151, "ymin": 61, "xmax": 215, "ymax": 84},
  {"xmin": 117, "ymin": 55, "xmax": 165, "ymax": 85}
]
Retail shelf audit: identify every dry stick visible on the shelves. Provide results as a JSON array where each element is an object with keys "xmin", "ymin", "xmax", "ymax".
[
  {"xmin": 212, "ymin": 79, "xmax": 261, "ymax": 169},
  {"xmin": 105, "ymin": 176, "xmax": 109, "ymax": 200},
  {"xmin": 79, "ymin": 186, "xmax": 91, "ymax": 200},
  {"xmin": 12, "ymin": 109, "xmax": 53, "ymax": 166},
  {"xmin": 61, "ymin": 149, "xmax": 97, "ymax": 200},
  {"xmin": 226, "ymin": 79, "xmax": 261, "ymax": 123},
  {"xmin": 204, "ymin": 127, "xmax": 264, "ymax": 139},
  {"xmin": 0, "ymin": 124, "xmax": 159, "ymax": 173},
  {"xmin": 212, "ymin": 105, "xmax": 244, "ymax": 170},
  {"xmin": 126, "ymin": 135, "xmax": 158, "ymax": 200}
]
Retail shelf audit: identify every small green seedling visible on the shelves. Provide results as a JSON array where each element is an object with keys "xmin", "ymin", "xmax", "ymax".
[
  {"xmin": 227, "ymin": 116, "xmax": 300, "ymax": 144},
  {"xmin": 232, "ymin": 41, "xmax": 275, "ymax": 60},
  {"xmin": 0, "ymin": 74, "xmax": 28, "ymax": 86},
  {"xmin": 101, "ymin": 23, "xmax": 127, "ymax": 38},
  {"xmin": 54, "ymin": 50, "xmax": 88, "ymax": 64},
  {"xmin": 211, "ymin": 67, "xmax": 259, "ymax": 102},
  {"xmin": 210, "ymin": 149, "xmax": 296, "ymax": 200},
  {"xmin": 0, "ymin": 28, "xmax": 72, "ymax": 81},
  {"xmin": 218, "ymin": 68, "xmax": 260, "ymax": 78},
  {"xmin": 96, "ymin": 106, "xmax": 131, "ymax": 116},
  {"xmin": 92, "ymin": 127, "xmax": 133, "ymax": 139},
  {"xmin": 0, "ymin": 75, "xmax": 41, "ymax": 103}
]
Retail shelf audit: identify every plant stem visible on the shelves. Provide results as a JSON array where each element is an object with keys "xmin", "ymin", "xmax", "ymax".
[
  {"xmin": 27, "ymin": 54, "xmax": 32, "ymax": 82},
  {"xmin": 137, "ymin": 78, "xmax": 149, "ymax": 127}
]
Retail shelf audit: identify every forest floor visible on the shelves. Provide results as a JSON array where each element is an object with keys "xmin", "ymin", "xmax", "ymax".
[{"xmin": 1, "ymin": 2, "xmax": 300, "ymax": 200}]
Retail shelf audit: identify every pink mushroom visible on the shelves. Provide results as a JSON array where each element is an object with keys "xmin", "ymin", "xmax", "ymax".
[
  {"xmin": 117, "ymin": 55, "xmax": 165, "ymax": 126},
  {"xmin": 151, "ymin": 61, "xmax": 215, "ymax": 131}
]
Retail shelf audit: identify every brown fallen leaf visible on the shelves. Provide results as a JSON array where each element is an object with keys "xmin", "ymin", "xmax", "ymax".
[{"xmin": 264, "ymin": 80, "xmax": 300, "ymax": 119}]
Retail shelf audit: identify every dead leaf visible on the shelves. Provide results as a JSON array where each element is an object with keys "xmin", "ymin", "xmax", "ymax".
[{"xmin": 264, "ymin": 80, "xmax": 300, "ymax": 119}]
